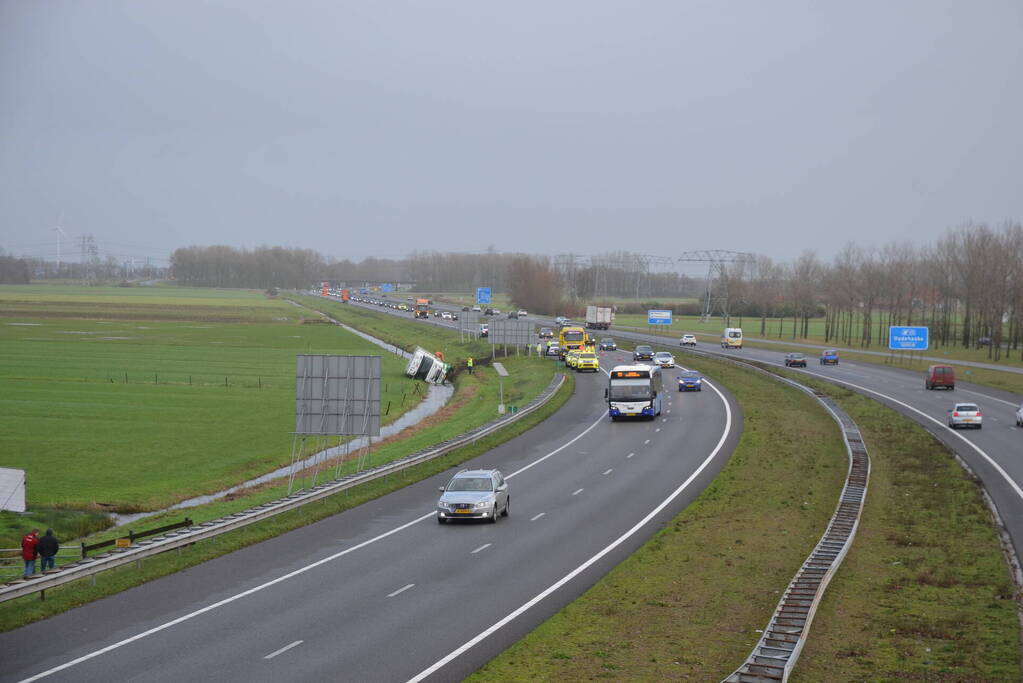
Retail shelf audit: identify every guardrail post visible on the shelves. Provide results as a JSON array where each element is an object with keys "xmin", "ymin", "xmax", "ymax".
[{"xmin": 81, "ymin": 542, "xmax": 87, "ymax": 560}]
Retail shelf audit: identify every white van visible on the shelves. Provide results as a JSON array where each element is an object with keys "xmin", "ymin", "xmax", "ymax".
[{"xmin": 721, "ymin": 328, "xmax": 743, "ymax": 349}]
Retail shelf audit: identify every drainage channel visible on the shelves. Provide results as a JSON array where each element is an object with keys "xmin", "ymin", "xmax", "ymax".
[
  {"xmin": 108, "ymin": 303, "xmax": 451, "ymax": 527},
  {"xmin": 607, "ymin": 329, "xmax": 870, "ymax": 683}
]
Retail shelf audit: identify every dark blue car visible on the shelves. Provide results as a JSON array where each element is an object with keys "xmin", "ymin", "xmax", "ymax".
[
  {"xmin": 819, "ymin": 349, "xmax": 839, "ymax": 365},
  {"xmin": 677, "ymin": 370, "xmax": 703, "ymax": 392}
]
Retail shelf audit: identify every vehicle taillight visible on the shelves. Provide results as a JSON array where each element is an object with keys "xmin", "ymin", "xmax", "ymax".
[
  {"xmin": 976, "ymin": 411, "xmax": 981, "ymax": 416},
  {"xmin": 952, "ymin": 412, "xmax": 959, "ymax": 417}
]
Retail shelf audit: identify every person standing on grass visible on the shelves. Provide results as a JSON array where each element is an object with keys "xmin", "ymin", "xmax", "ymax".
[
  {"xmin": 21, "ymin": 528, "xmax": 39, "ymax": 578},
  {"xmin": 467, "ymin": 357, "xmax": 474, "ymax": 375},
  {"xmin": 37, "ymin": 529, "xmax": 59, "ymax": 572}
]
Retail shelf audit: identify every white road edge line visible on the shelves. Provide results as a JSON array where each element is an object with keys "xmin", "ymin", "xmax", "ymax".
[
  {"xmin": 603, "ymin": 469, "xmax": 613, "ymax": 476},
  {"xmin": 471, "ymin": 544, "xmax": 491, "ymax": 554},
  {"xmin": 387, "ymin": 584, "xmax": 415, "ymax": 598},
  {"xmin": 529, "ymin": 513, "xmax": 545, "ymax": 521},
  {"xmin": 572, "ymin": 488, "xmax": 584, "ymax": 496},
  {"xmin": 264, "ymin": 640, "xmax": 303, "ymax": 660},
  {"xmin": 626, "ymin": 452, "xmax": 635, "ymax": 459},
  {"xmin": 18, "ymin": 407, "xmax": 611, "ymax": 682},
  {"xmin": 405, "ymin": 376, "xmax": 734, "ymax": 683},
  {"xmin": 800, "ymin": 373, "xmax": 1023, "ymax": 502}
]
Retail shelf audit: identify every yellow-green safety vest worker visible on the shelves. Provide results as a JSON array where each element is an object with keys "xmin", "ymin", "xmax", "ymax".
[{"xmin": 467, "ymin": 357, "xmax": 474, "ymax": 373}]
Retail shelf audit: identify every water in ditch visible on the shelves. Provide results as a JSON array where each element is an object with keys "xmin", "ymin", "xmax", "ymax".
[{"xmin": 110, "ymin": 307, "xmax": 452, "ymax": 526}]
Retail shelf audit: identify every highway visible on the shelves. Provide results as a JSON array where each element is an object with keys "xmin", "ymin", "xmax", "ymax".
[
  {"xmin": 377, "ymin": 297, "xmax": 1023, "ymax": 570},
  {"xmin": 0, "ymin": 318, "xmax": 741, "ymax": 682}
]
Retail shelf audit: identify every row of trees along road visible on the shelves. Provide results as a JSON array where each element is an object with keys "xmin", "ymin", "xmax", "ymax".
[
  {"xmin": 718, "ymin": 223, "xmax": 1023, "ymax": 360},
  {"xmin": 164, "ymin": 222, "xmax": 1022, "ymax": 360}
]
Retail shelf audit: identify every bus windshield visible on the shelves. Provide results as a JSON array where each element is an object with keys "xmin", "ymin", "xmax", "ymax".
[
  {"xmin": 609, "ymin": 379, "xmax": 652, "ymax": 401},
  {"xmin": 563, "ymin": 331, "xmax": 584, "ymax": 341}
]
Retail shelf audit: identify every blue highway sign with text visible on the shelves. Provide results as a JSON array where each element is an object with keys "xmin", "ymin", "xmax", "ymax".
[{"xmin": 889, "ymin": 326, "xmax": 929, "ymax": 350}]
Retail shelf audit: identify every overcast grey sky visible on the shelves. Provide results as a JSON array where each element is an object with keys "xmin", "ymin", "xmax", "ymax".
[{"xmin": 2, "ymin": 1, "xmax": 1021, "ymax": 268}]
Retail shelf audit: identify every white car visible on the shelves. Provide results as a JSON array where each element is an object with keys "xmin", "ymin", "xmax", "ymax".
[
  {"xmin": 679, "ymin": 334, "xmax": 697, "ymax": 347},
  {"xmin": 517, "ymin": 310, "xmax": 528, "ymax": 317},
  {"xmin": 472, "ymin": 305, "xmax": 482, "ymax": 312},
  {"xmin": 441, "ymin": 311, "xmax": 452, "ymax": 320},
  {"xmin": 1016, "ymin": 402, "xmax": 1023, "ymax": 427},
  {"xmin": 653, "ymin": 351, "xmax": 675, "ymax": 368},
  {"xmin": 948, "ymin": 402, "xmax": 982, "ymax": 430}
]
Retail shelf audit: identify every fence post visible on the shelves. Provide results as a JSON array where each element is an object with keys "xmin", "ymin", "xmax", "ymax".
[{"xmin": 81, "ymin": 541, "xmax": 87, "ymax": 560}]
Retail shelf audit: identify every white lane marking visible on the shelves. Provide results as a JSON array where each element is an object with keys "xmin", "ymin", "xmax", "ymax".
[
  {"xmin": 572, "ymin": 488, "xmax": 584, "ymax": 496},
  {"xmin": 666, "ymin": 410, "xmax": 671, "ymax": 414},
  {"xmin": 643, "ymin": 439, "xmax": 650, "ymax": 445},
  {"xmin": 471, "ymin": 544, "xmax": 492, "ymax": 555},
  {"xmin": 530, "ymin": 513, "xmax": 545, "ymax": 521},
  {"xmin": 20, "ymin": 409, "xmax": 611, "ymax": 682},
  {"xmin": 792, "ymin": 372, "xmax": 1023, "ymax": 502},
  {"xmin": 655, "ymin": 428, "xmax": 661, "ymax": 433},
  {"xmin": 387, "ymin": 584, "xmax": 415, "ymax": 598},
  {"xmin": 960, "ymin": 387, "xmax": 1019, "ymax": 408},
  {"xmin": 406, "ymin": 376, "xmax": 734, "ymax": 683},
  {"xmin": 506, "ymin": 412, "xmax": 607, "ymax": 480},
  {"xmin": 264, "ymin": 640, "xmax": 303, "ymax": 660},
  {"xmin": 626, "ymin": 452, "xmax": 635, "ymax": 459},
  {"xmin": 661, "ymin": 418, "xmax": 667, "ymax": 422},
  {"xmin": 602, "ymin": 469, "xmax": 613, "ymax": 475}
]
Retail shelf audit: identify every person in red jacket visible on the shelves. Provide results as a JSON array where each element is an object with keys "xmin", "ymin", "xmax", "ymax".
[{"xmin": 21, "ymin": 529, "xmax": 39, "ymax": 578}]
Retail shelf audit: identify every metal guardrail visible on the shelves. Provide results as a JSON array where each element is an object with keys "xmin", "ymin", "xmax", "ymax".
[
  {"xmin": 606, "ymin": 327, "xmax": 870, "ymax": 683},
  {"xmin": 0, "ymin": 373, "xmax": 566, "ymax": 604}
]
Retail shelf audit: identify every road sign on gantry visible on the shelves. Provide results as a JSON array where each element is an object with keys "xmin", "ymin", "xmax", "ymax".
[
  {"xmin": 888, "ymin": 326, "xmax": 929, "ymax": 350},
  {"xmin": 476, "ymin": 287, "xmax": 492, "ymax": 305},
  {"xmin": 296, "ymin": 355, "xmax": 381, "ymax": 436},
  {"xmin": 648, "ymin": 309, "xmax": 673, "ymax": 325}
]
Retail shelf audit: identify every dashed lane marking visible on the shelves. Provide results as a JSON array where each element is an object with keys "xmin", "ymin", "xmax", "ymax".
[
  {"xmin": 264, "ymin": 640, "xmax": 303, "ymax": 660},
  {"xmin": 387, "ymin": 584, "xmax": 415, "ymax": 598}
]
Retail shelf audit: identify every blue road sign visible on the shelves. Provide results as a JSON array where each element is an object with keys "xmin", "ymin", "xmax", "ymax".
[
  {"xmin": 381, "ymin": 283, "xmax": 394, "ymax": 293},
  {"xmin": 889, "ymin": 326, "xmax": 929, "ymax": 350},
  {"xmin": 476, "ymin": 287, "xmax": 492, "ymax": 305},
  {"xmin": 648, "ymin": 309, "xmax": 673, "ymax": 325}
]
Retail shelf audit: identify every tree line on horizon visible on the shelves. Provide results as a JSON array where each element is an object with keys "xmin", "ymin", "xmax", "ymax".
[{"xmin": 13, "ymin": 221, "xmax": 1017, "ymax": 358}]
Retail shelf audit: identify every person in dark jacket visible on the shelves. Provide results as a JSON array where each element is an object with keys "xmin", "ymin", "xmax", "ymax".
[
  {"xmin": 21, "ymin": 529, "xmax": 39, "ymax": 578},
  {"xmin": 37, "ymin": 529, "xmax": 59, "ymax": 572}
]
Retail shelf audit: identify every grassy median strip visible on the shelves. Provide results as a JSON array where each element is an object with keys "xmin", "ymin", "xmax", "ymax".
[
  {"xmin": 0, "ymin": 362, "xmax": 573, "ymax": 632},
  {"xmin": 469, "ymin": 354, "xmax": 849, "ymax": 680},
  {"xmin": 789, "ymin": 382, "xmax": 1019, "ymax": 682},
  {"xmin": 468, "ymin": 354, "xmax": 1019, "ymax": 681}
]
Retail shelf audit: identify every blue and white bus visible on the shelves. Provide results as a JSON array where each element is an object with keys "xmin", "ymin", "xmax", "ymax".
[{"xmin": 607, "ymin": 364, "xmax": 663, "ymax": 421}]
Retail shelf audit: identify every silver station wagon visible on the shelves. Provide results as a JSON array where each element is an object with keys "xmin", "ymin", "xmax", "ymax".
[{"xmin": 437, "ymin": 469, "xmax": 509, "ymax": 523}]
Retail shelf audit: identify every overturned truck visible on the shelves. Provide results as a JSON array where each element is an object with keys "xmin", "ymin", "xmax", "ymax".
[{"xmin": 405, "ymin": 347, "xmax": 451, "ymax": 384}]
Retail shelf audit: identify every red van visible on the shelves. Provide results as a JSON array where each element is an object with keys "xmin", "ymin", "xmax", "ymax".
[{"xmin": 926, "ymin": 365, "xmax": 955, "ymax": 390}]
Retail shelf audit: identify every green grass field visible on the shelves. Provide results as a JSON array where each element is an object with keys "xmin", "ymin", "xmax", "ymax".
[
  {"xmin": 0, "ymin": 285, "xmax": 553, "ymax": 550},
  {"xmin": 0, "ymin": 286, "xmax": 459, "ymax": 542},
  {"xmin": 469, "ymin": 354, "xmax": 1018, "ymax": 681}
]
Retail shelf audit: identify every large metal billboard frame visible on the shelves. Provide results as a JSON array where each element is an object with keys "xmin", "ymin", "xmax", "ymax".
[{"xmin": 296, "ymin": 355, "xmax": 381, "ymax": 436}]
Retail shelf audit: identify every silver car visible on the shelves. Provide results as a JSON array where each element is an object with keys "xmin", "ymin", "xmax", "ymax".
[
  {"xmin": 948, "ymin": 402, "xmax": 982, "ymax": 430},
  {"xmin": 654, "ymin": 351, "xmax": 675, "ymax": 368},
  {"xmin": 437, "ymin": 469, "xmax": 509, "ymax": 523}
]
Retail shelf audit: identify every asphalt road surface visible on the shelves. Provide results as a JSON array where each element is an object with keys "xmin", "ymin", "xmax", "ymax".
[
  {"xmin": 0, "ymin": 340, "xmax": 741, "ymax": 683},
  {"xmin": 580, "ymin": 320, "xmax": 1023, "ymax": 575}
]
